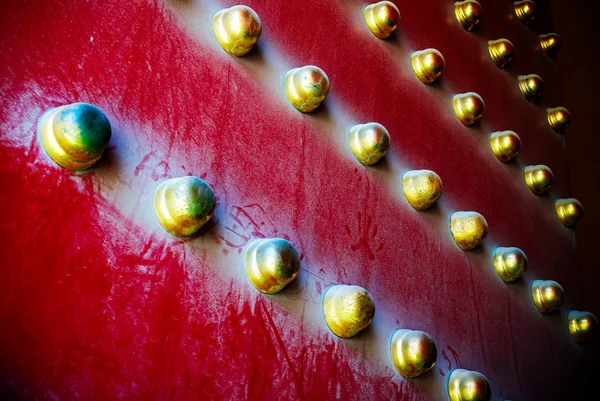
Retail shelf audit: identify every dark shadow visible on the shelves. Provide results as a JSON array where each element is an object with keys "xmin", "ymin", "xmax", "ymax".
[
  {"xmin": 234, "ymin": 42, "xmax": 266, "ymax": 68},
  {"xmin": 305, "ymin": 100, "xmax": 333, "ymax": 125},
  {"xmin": 382, "ymin": 28, "xmax": 402, "ymax": 48},
  {"xmin": 369, "ymin": 157, "xmax": 392, "ymax": 175},
  {"xmin": 418, "ymin": 202, "xmax": 449, "ymax": 234},
  {"xmin": 86, "ymin": 126, "xmax": 128, "ymax": 177}
]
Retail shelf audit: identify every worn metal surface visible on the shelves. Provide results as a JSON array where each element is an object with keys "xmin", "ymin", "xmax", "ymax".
[{"xmin": 0, "ymin": 0, "xmax": 598, "ymax": 400}]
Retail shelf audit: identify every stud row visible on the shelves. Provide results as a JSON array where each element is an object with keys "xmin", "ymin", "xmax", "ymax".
[
  {"xmin": 33, "ymin": 2, "xmax": 592, "ymax": 401},
  {"xmin": 37, "ymin": 102, "xmax": 598, "ymax": 397}
]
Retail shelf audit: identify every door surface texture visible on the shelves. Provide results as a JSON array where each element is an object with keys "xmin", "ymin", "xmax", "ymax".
[{"xmin": 1, "ymin": 1, "xmax": 599, "ymax": 400}]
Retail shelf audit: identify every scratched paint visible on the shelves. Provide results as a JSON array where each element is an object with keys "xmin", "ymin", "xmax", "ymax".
[{"xmin": 0, "ymin": 0, "xmax": 597, "ymax": 400}]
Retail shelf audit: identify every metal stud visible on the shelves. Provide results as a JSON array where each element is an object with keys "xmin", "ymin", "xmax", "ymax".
[
  {"xmin": 244, "ymin": 238, "xmax": 300, "ymax": 294},
  {"xmin": 488, "ymin": 39, "xmax": 515, "ymax": 68},
  {"xmin": 402, "ymin": 170, "xmax": 443, "ymax": 211},
  {"xmin": 450, "ymin": 211, "xmax": 489, "ymax": 251},
  {"xmin": 364, "ymin": 1, "xmax": 401, "ymax": 39},
  {"xmin": 555, "ymin": 198, "xmax": 584, "ymax": 227},
  {"xmin": 153, "ymin": 176, "xmax": 216, "ymax": 237},
  {"xmin": 489, "ymin": 131, "xmax": 521, "ymax": 163},
  {"xmin": 284, "ymin": 65, "xmax": 330, "ymax": 113},
  {"xmin": 348, "ymin": 123, "xmax": 391, "ymax": 165},
  {"xmin": 390, "ymin": 329, "xmax": 437, "ymax": 378},
  {"xmin": 518, "ymin": 74, "xmax": 543, "ymax": 102},
  {"xmin": 514, "ymin": 1, "xmax": 536, "ymax": 25},
  {"xmin": 322, "ymin": 285, "xmax": 375, "ymax": 338},
  {"xmin": 411, "ymin": 49, "xmax": 445, "ymax": 84},
  {"xmin": 568, "ymin": 311, "xmax": 598, "ymax": 342},
  {"xmin": 540, "ymin": 33, "xmax": 563, "ymax": 57},
  {"xmin": 448, "ymin": 369, "xmax": 492, "ymax": 401},
  {"xmin": 452, "ymin": 92, "xmax": 485, "ymax": 126},
  {"xmin": 493, "ymin": 247, "xmax": 527, "ymax": 282},
  {"xmin": 531, "ymin": 280, "xmax": 564, "ymax": 314},
  {"xmin": 547, "ymin": 107, "xmax": 571, "ymax": 134},
  {"xmin": 38, "ymin": 103, "xmax": 112, "ymax": 171},
  {"xmin": 524, "ymin": 165, "xmax": 553, "ymax": 195},
  {"xmin": 212, "ymin": 5, "xmax": 262, "ymax": 56},
  {"xmin": 454, "ymin": 1, "xmax": 483, "ymax": 31}
]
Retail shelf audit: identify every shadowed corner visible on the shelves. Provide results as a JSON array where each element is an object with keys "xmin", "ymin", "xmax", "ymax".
[{"xmin": 0, "ymin": 380, "xmax": 20, "ymax": 401}]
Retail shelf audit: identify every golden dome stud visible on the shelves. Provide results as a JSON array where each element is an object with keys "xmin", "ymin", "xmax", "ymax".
[
  {"xmin": 244, "ymin": 238, "xmax": 300, "ymax": 294},
  {"xmin": 568, "ymin": 311, "xmax": 598, "ymax": 342},
  {"xmin": 489, "ymin": 131, "xmax": 521, "ymax": 163},
  {"xmin": 38, "ymin": 102, "xmax": 112, "ymax": 171},
  {"xmin": 547, "ymin": 107, "xmax": 571, "ymax": 134},
  {"xmin": 212, "ymin": 5, "xmax": 262, "ymax": 56},
  {"xmin": 488, "ymin": 39, "xmax": 515, "ymax": 68},
  {"xmin": 531, "ymin": 280, "xmax": 564, "ymax": 314},
  {"xmin": 452, "ymin": 92, "xmax": 485, "ymax": 126},
  {"xmin": 524, "ymin": 165, "xmax": 553, "ymax": 195},
  {"xmin": 322, "ymin": 285, "xmax": 375, "ymax": 339},
  {"xmin": 411, "ymin": 49, "xmax": 445, "ymax": 84},
  {"xmin": 390, "ymin": 329, "xmax": 437, "ymax": 378},
  {"xmin": 348, "ymin": 123, "xmax": 391, "ymax": 165},
  {"xmin": 454, "ymin": 1, "xmax": 483, "ymax": 31},
  {"xmin": 518, "ymin": 74, "xmax": 543, "ymax": 102},
  {"xmin": 153, "ymin": 176, "xmax": 216, "ymax": 237},
  {"xmin": 402, "ymin": 170, "xmax": 443, "ymax": 211},
  {"xmin": 448, "ymin": 369, "xmax": 492, "ymax": 401},
  {"xmin": 555, "ymin": 198, "xmax": 584, "ymax": 228},
  {"xmin": 540, "ymin": 33, "xmax": 563, "ymax": 57},
  {"xmin": 514, "ymin": 0, "xmax": 536, "ymax": 25},
  {"xmin": 493, "ymin": 247, "xmax": 528, "ymax": 282},
  {"xmin": 450, "ymin": 211, "xmax": 489, "ymax": 251},
  {"xmin": 364, "ymin": 1, "xmax": 401, "ymax": 39},
  {"xmin": 284, "ymin": 65, "xmax": 330, "ymax": 113}
]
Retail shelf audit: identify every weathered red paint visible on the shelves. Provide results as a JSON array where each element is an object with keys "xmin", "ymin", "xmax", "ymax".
[{"xmin": 0, "ymin": 0, "xmax": 597, "ymax": 400}]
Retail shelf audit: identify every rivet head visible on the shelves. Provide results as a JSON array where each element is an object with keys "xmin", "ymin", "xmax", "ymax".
[
  {"xmin": 547, "ymin": 107, "xmax": 571, "ymax": 134},
  {"xmin": 284, "ymin": 65, "xmax": 330, "ymax": 113},
  {"xmin": 568, "ymin": 311, "xmax": 599, "ymax": 342},
  {"xmin": 243, "ymin": 238, "xmax": 300, "ymax": 294},
  {"xmin": 454, "ymin": 1, "xmax": 483, "ymax": 31},
  {"xmin": 452, "ymin": 92, "xmax": 485, "ymax": 126},
  {"xmin": 402, "ymin": 170, "xmax": 443, "ymax": 211},
  {"xmin": 524, "ymin": 165, "xmax": 553, "ymax": 195},
  {"xmin": 531, "ymin": 280, "xmax": 564, "ymax": 313},
  {"xmin": 390, "ymin": 329, "xmax": 437, "ymax": 378},
  {"xmin": 323, "ymin": 285, "xmax": 375, "ymax": 338},
  {"xmin": 348, "ymin": 123, "xmax": 391, "ymax": 165},
  {"xmin": 489, "ymin": 131, "xmax": 521, "ymax": 163},
  {"xmin": 364, "ymin": 1, "xmax": 401, "ymax": 39},
  {"xmin": 411, "ymin": 49, "xmax": 445, "ymax": 84},
  {"xmin": 493, "ymin": 247, "xmax": 528, "ymax": 282},
  {"xmin": 488, "ymin": 39, "xmax": 515, "ymax": 68},
  {"xmin": 450, "ymin": 211, "xmax": 489, "ymax": 251},
  {"xmin": 555, "ymin": 198, "xmax": 584, "ymax": 227},
  {"xmin": 38, "ymin": 103, "xmax": 111, "ymax": 171},
  {"xmin": 518, "ymin": 74, "xmax": 543, "ymax": 102},
  {"xmin": 540, "ymin": 33, "xmax": 563, "ymax": 57},
  {"xmin": 153, "ymin": 176, "xmax": 216, "ymax": 237},
  {"xmin": 448, "ymin": 369, "xmax": 492, "ymax": 401},
  {"xmin": 212, "ymin": 5, "xmax": 262, "ymax": 56},
  {"xmin": 514, "ymin": 0, "xmax": 536, "ymax": 25}
]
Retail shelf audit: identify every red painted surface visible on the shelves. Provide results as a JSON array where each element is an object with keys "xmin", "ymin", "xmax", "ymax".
[{"xmin": 0, "ymin": 0, "xmax": 597, "ymax": 400}]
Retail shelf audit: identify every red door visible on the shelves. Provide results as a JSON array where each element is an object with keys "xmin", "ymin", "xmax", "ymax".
[{"xmin": 1, "ymin": 1, "xmax": 598, "ymax": 400}]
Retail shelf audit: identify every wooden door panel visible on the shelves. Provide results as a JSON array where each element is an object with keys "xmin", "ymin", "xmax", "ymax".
[{"xmin": 0, "ymin": 1, "xmax": 596, "ymax": 400}]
